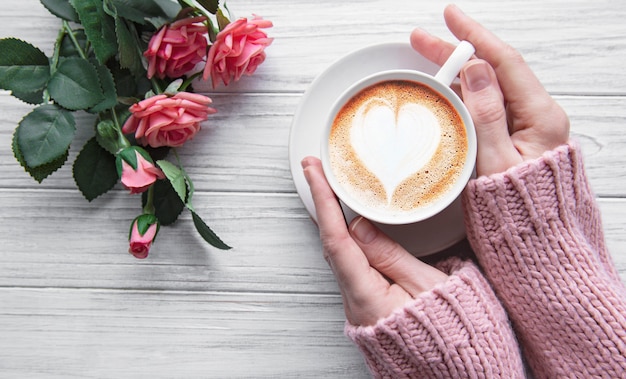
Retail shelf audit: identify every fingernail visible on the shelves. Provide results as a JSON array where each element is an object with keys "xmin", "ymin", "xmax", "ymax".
[
  {"xmin": 301, "ymin": 157, "xmax": 313, "ymax": 169},
  {"xmin": 449, "ymin": 4, "xmax": 463, "ymax": 14},
  {"xmin": 463, "ymin": 60, "xmax": 492, "ymax": 92},
  {"xmin": 301, "ymin": 159, "xmax": 313, "ymax": 186},
  {"xmin": 412, "ymin": 27, "xmax": 431, "ymax": 36},
  {"xmin": 350, "ymin": 217, "xmax": 376, "ymax": 244}
]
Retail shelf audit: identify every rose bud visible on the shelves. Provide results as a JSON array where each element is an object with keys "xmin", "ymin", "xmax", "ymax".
[
  {"xmin": 116, "ymin": 147, "xmax": 165, "ymax": 194},
  {"xmin": 128, "ymin": 214, "xmax": 159, "ymax": 259}
]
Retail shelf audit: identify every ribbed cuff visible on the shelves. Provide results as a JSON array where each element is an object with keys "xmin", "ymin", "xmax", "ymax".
[
  {"xmin": 345, "ymin": 258, "xmax": 525, "ymax": 379},
  {"xmin": 462, "ymin": 141, "xmax": 626, "ymax": 377},
  {"xmin": 464, "ymin": 142, "xmax": 599, "ymax": 258}
]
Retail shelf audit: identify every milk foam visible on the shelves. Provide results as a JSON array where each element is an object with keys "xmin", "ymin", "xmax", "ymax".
[
  {"xmin": 350, "ymin": 99, "xmax": 441, "ymax": 204},
  {"xmin": 329, "ymin": 80, "xmax": 467, "ymax": 214}
]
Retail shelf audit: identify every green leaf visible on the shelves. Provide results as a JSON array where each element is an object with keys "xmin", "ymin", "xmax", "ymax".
[
  {"xmin": 153, "ymin": 0, "xmax": 181, "ymax": 17},
  {"xmin": 195, "ymin": 0, "xmax": 219, "ymax": 14},
  {"xmin": 216, "ymin": 8, "xmax": 230, "ymax": 30},
  {"xmin": 144, "ymin": 179, "xmax": 185, "ymax": 226},
  {"xmin": 191, "ymin": 210, "xmax": 231, "ymax": 250},
  {"xmin": 163, "ymin": 79, "xmax": 183, "ymax": 95},
  {"xmin": 108, "ymin": 0, "xmax": 180, "ymax": 24},
  {"xmin": 59, "ymin": 29, "xmax": 88, "ymax": 58},
  {"xmin": 133, "ymin": 213, "xmax": 159, "ymax": 236},
  {"xmin": 181, "ymin": 166, "xmax": 196, "ymax": 208},
  {"xmin": 156, "ymin": 160, "xmax": 187, "ymax": 204},
  {"xmin": 95, "ymin": 119, "xmax": 121, "ymax": 155},
  {"xmin": 12, "ymin": 128, "xmax": 68, "ymax": 182},
  {"xmin": 17, "ymin": 104, "xmax": 75, "ymax": 168},
  {"xmin": 10, "ymin": 89, "xmax": 45, "ymax": 105},
  {"xmin": 115, "ymin": 146, "xmax": 139, "ymax": 175},
  {"xmin": 143, "ymin": 144, "xmax": 170, "ymax": 161},
  {"xmin": 0, "ymin": 38, "xmax": 50, "ymax": 94},
  {"xmin": 69, "ymin": 0, "xmax": 118, "ymax": 63},
  {"xmin": 114, "ymin": 17, "xmax": 144, "ymax": 78},
  {"xmin": 100, "ymin": 1, "xmax": 143, "ymax": 77},
  {"xmin": 40, "ymin": 0, "xmax": 80, "ymax": 22},
  {"xmin": 109, "ymin": 66, "xmax": 135, "ymax": 98},
  {"xmin": 73, "ymin": 137, "xmax": 118, "ymax": 201},
  {"xmin": 48, "ymin": 57, "xmax": 104, "ymax": 110},
  {"xmin": 87, "ymin": 58, "xmax": 118, "ymax": 113}
]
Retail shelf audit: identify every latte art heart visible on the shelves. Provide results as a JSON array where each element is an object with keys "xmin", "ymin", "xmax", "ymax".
[
  {"xmin": 328, "ymin": 80, "xmax": 468, "ymax": 215},
  {"xmin": 350, "ymin": 99, "xmax": 441, "ymax": 203}
]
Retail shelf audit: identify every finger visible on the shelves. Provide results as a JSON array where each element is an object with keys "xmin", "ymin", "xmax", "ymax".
[
  {"xmin": 349, "ymin": 217, "xmax": 448, "ymax": 298},
  {"xmin": 444, "ymin": 4, "xmax": 570, "ymax": 158},
  {"xmin": 409, "ymin": 28, "xmax": 465, "ymax": 97},
  {"xmin": 301, "ymin": 157, "xmax": 350, "ymax": 241},
  {"xmin": 443, "ymin": 5, "xmax": 553, "ymax": 111},
  {"xmin": 301, "ymin": 157, "xmax": 383, "ymax": 294},
  {"xmin": 409, "ymin": 27, "xmax": 457, "ymax": 67},
  {"xmin": 460, "ymin": 60, "xmax": 522, "ymax": 176}
]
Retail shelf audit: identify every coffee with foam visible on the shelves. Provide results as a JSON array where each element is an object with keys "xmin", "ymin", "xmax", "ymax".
[{"xmin": 328, "ymin": 80, "xmax": 468, "ymax": 215}]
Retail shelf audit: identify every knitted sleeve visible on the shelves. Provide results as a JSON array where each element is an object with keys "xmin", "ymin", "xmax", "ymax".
[
  {"xmin": 462, "ymin": 141, "xmax": 626, "ymax": 378},
  {"xmin": 345, "ymin": 258, "xmax": 526, "ymax": 378}
]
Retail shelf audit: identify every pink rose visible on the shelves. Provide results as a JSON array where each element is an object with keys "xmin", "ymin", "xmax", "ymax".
[
  {"xmin": 145, "ymin": 16, "xmax": 209, "ymax": 79},
  {"xmin": 122, "ymin": 92, "xmax": 216, "ymax": 148},
  {"xmin": 203, "ymin": 16, "xmax": 273, "ymax": 87},
  {"xmin": 117, "ymin": 148, "xmax": 165, "ymax": 194},
  {"xmin": 128, "ymin": 214, "xmax": 159, "ymax": 259}
]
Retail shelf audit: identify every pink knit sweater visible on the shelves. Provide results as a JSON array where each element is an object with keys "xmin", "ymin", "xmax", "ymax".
[{"xmin": 345, "ymin": 143, "xmax": 626, "ymax": 378}]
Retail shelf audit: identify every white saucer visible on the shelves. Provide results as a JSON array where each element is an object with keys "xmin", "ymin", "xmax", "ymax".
[{"xmin": 288, "ymin": 42, "xmax": 466, "ymax": 257}]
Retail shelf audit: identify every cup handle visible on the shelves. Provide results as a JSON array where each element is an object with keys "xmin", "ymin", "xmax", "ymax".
[{"xmin": 433, "ymin": 40, "xmax": 476, "ymax": 87}]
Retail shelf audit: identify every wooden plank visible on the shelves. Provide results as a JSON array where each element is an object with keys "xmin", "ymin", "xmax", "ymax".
[
  {"xmin": 0, "ymin": 0, "xmax": 624, "ymax": 377},
  {"xmin": 0, "ymin": 189, "xmax": 335, "ymax": 293},
  {"xmin": 0, "ymin": 0, "xmax": 625, "ymax": 95},
  {"xmin": 0, "ymin": 92, "xmax": 300, "ymax": 193},
  {"xmin": 599, "ymin": 199, "xmax": 626, "ymax": 278},
  {"xmin": 0, "ymin": 191, "xmax": 336, "ymax": 293},
  {"xmin": 564, "ymin": 96, "xmax": 626, "ymax": 198},
  {"xmin": 2, "ymin": 93, "xmax": 626, "ymax": 197},
  {"xmin": 0, "ymin": 190, "xmax": 624, "ymax": 291},
  {"xmin": 0, "ymin": 288, "xmax": 368, "ymax": 378},
  {"xmin": 201, "ymin": 0, "xmax": 626, "ymax": 95}
]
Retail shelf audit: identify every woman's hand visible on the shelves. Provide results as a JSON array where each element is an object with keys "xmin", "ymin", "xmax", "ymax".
[
  {"xmin": 302, "ymin": 5, "xmax": 571, "ymax": 327},
  {"xmin": 301, "ymin": 157, "xmax": 448, "ymax": 326},
  {"xmin": 411, "ymin": 5, "xmax": 570, "ymax": 176}
]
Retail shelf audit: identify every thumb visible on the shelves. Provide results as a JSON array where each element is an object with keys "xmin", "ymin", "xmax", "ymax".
[
  {"xmin": 460, "ymin": 59, "xmax": 522, "ymax": 176},
  {"xmin": 349, "ymin": 217, "xmax": 447, "ymax": 298}
]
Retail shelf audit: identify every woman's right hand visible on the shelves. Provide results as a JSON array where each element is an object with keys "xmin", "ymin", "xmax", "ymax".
[{"xmin": 411, "ymin": 5, "xmax": 570, "ymax": 176}]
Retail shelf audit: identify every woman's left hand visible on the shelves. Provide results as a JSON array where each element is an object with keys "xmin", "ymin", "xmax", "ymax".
[{"xmin": 302, "ymin": 156, "xmax": 448, "ymax": 326}]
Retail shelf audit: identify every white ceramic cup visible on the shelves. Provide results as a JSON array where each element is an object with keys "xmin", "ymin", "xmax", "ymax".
[{"xmin": 321, "ymin": 41, "xmax": 477, "ymax": 225}]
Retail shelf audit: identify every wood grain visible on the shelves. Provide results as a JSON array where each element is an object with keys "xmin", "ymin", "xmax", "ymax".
[
  {"xmin": 0, "ymin": 287, "xmax": 368, "ymax": 378},
  {"xmin": 2, "ymin": 0, "xmax": 625, "ymax": 95},
  {"xmin": 2, "ymin": 94, "xmax": 626, "ymax": 196},
  {"xmin": 1, "ymin": 0, "xmax": 625, "ymax": 376},
  {"xmin": 0, "ymin": 190, "xmax": 623, "ymax": 291}
]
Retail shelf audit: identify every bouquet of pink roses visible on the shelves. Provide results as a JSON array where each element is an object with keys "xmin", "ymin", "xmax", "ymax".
[{"xmin": 0, "ymin": 0, "xmax": 272, "ymax": 258}]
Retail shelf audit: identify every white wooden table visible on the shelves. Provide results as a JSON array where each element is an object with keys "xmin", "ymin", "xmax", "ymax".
[{"xmin": 1, "ymin": 0, "xmax": 625, "ymax": 377}]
